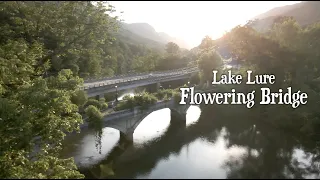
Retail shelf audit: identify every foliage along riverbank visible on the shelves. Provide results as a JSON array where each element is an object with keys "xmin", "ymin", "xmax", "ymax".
[{"xmin": 82, "ymin": 86, "xmax": 186, "ymax": 127}]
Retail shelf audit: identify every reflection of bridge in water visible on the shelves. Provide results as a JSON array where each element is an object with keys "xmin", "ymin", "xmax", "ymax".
[{"xmin": 81, "ymin": 98, "xmax": 191, "ymax": 142}]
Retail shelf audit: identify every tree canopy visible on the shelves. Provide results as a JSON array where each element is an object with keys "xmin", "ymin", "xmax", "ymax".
[
  {"xmin": 0, "ymin": 2, "xmax": 198, "ymax": 178},
  {"xmin": 0, "ymin": 1, "xmax": 119, "ymax": 178}
]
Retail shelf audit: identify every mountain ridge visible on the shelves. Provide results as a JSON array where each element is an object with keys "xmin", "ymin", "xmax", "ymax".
[
  {"xmin": 252, "ymin": 2, "xmax": 304, "ymax": 20},
  {"xmin": 120, "ymin": 22, "xmax": 191, "ymax": 49},
  {"xmin": 249, "ymin": 1, "xmax": 320, "ymax": 31}
]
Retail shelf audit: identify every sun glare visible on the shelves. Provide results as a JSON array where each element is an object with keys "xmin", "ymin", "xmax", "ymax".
[{"xmin": 109, "ymin": 1, "xmax": 300, "ymax": 47}]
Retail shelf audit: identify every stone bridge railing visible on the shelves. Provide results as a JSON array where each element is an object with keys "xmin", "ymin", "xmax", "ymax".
[{"xmin": 80, "ymin": 66, "xmax": 199, "ymax": 90}]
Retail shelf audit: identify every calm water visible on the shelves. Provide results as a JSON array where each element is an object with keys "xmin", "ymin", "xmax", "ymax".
[{"xmin": 61, "ymin": 103, "xmax": 320, "ymax": 179}]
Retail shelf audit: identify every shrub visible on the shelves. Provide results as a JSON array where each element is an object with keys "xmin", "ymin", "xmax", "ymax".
[
  {"xmin": 101, "ymin": 103, "xmax": 108, "ymax": 110},
  {"xmin": 85, "ymin": 105, "xmax": 103, "ymax": 127},
  {"xmin": 85, "ymin": 99, "xmax": 102, "ymax": 109},
  {"xmin": 71, "ymin": 90, "xmax": 87, "ymax": 107},
  {"xmin": 123, "ymin": 95, "xmax": 132, "ymax": 100},
  {"xmin": 114, "ymin": 96, "xmax": 135, "ymax": 111},
  {"xmin": 98, "ymin": 98, "xmax": 108, "ymax": 110},
  {"xmin": 114, "ymin": 92, "xmax": 158, "ymax": 111},
  {"xmin": 99, "ymin": 98, "xmax": 106, "ymax": 103},
  {"xmin": 135, "ymin": 92, "xmax": 157, "ymax": 105},
  {"xmin": 155, "ymin": 89, "xmax": 176, "ymax": 100},
  {"xmin": 173, "ymin": 92, "xmax": 181, "ymax": 104},
  {"xmin": 163, "ymin": 94, "xmax": 170, "ymax": 101}
]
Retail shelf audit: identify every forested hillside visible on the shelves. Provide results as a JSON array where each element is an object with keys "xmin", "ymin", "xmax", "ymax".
[
  {"xmin": 0, "ymin": 1, "xmax": 196, "ymax": 80},
  {"xmin": 249, "ymin": 1, "xmax": 320, "ymax": 32},
  {"xmin": 0, "ymin": 2, "xmax": 197, "ymax": 178},
  {"xmin": 121, "ymin": 22, "xmax": 190, "ymax": 49}
]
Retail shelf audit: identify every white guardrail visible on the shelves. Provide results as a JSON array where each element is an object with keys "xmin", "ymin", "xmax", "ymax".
[{"xmin": 79, "ymin": 66, "xmax": 199, "ymax": 90}]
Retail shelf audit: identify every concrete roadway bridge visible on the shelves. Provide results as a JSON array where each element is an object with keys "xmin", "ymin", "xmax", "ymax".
[
  {"xmin": 81, "ymin": 98, "xmax": 191, "ymax": 142},
  {"xmin": 80, "ymin": 66, "xmax": 199, "ymax": 98}
]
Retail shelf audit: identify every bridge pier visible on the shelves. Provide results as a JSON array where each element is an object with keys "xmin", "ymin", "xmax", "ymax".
[
  {"xmin": 157, "ymin": 82, "xmax": 161, "ymax": 90},
  {"xmin": 95, "ymin": 94, "xmax": 100, "ymax": 100},
  {"xmin": 119, "ymin": 130, "xmax": 134, "ymax": 143},
  {"xmin": 170, "ymin": 109, "xmax": 187, "ymax": 126}
]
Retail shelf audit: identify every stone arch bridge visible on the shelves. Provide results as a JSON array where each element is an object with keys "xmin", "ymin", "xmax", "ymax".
[{"xmin": 81, "ymin": 98, "xmax": 191, "ymax": 142}]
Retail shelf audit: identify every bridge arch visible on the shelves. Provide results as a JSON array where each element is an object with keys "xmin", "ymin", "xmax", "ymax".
[
  {"xmin": 74, "ymin": 99, "xmax": 192, "ymax": 143},
  {"xmin": 102, "ymin": 103, "xmax": 191, "ymax": 142}
]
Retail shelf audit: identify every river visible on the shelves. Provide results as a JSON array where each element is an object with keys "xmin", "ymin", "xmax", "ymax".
[{"xmin": 60, "ymin": 99, "xmax": 320, "ymax": 179}]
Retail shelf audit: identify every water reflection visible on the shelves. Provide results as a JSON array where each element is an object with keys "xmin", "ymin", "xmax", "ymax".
[
  {"xmin": 62, "ymin": 106, "xmax": 199, "ymax": 169},
  {"xmin": 291, "ymin": 149, "xmax": 319, "ymax": 179},
  {"xmin": 133, "ymin": 105, "xmax": 201, "ymax": 146},
  {"xmin": 136, "ymin": 128, "xmax": 246, "ymax": 179},
  {"xmin": 62, "ymin": 104, "xmax": 320, "ymax": 179},
  {"xmin": 186, "ymin": 105, "xmax": 201, "ymax": 126},
  {"xmin": 61, "ymin": 127, "xmax": 120, "ymax": 168},
  {"xmin": 134, "ymin": 109, "xmax": 171, "ymax": 146}
]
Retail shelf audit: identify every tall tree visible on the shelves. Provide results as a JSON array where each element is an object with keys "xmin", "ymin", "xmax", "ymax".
[
  {"xmin": 0, "ymin": 1, "xmax": 119, "ymax": 78},
  {"xmin": 199, "ymin": 36, "xmax": 215, "ymax": 51},
  {"xmin": 165, "ymin": 42, "xmax": 180, "ymax": 54},
  {"xmin": 0, "ymin": 1, "xmax": 120, "ymax": 178},
  {"xmin": 197, "ymin": 50, "xmax": 223, "ymax": 84}
]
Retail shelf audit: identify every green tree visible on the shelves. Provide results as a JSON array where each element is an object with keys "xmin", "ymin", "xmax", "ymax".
[
  {"xmin": 71, "ymin": 90, "xmax": 88, "ymax": 107},
  {"xmin": 0, "ymin": 1, "xmax": 121, "ymax": 178},
  {"xmin": 132, "ymin": 51, "xmax": 161, "ymax": 72},
  {"xmin": 85, "ymin": 99, "xmax": 102, "ymax": 110},
  {"xmin": 165, "ymin": 42, "xmax": 180, "ymax": 54},
  {"xmin": 197, "ymin": 50, "xmax": 223, "ymax": 84},
  {"xmin": 199, "ymin": 36, "xmax": 215, "ymax": 51},
  {"xmin": 0, "ymin": 43, "xmax": 84, "ymax": 177},
  {"xmin": 220, "ymin": 18, "xmax": 320, "ymax": 158},
  {"xmin": 269, "ymin": 16, "xmax": 302, "ymax": 51},
  {"xmin": 0, "ymin": 1, "xmax": 119, "ymax": 77}
]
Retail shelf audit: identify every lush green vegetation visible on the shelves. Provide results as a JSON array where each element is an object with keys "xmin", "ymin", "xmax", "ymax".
[
  {"xmin": 1, "ymin": 0, "xmax": 320, "ymax": 179},
  {"xmin": 197, "ymin": 16, "xmax": 320, "ymax": 157},
  {"xmin": 85, "ymin": 105, "xmax": 103, "ymax": 127},
  {"xmin": 114, "ymin": 88, "xmax": 183, "ymax": 111},
  {"xmin": 173, "ymin": 92, "xmax": 182, "ymax": 104},
  {"xmin": 82, "ymin": 98, "xmax": 108, "ymax": 112},
  {"xmin": 0, "ymin": 1, "xmax": 193, "ymax": 178},
  {"xmin": 114, "ymin": 92, "xmax": 158, "ymax": 111},
  {"xmin": 154, "ymin": 89, "xmax": 179, "ymax": 100},
  {"xmin": 250, "ymin": 2, "xmax": 320, "ymax": 32}
]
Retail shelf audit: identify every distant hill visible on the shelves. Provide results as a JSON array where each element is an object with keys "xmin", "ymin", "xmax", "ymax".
[
  {"xmin": 253, "ymin": 3, "xmax": 302, "ymax": 20},
  {"xmin": 116, "ymin": 22, "xmax": 166, "ymax": 52},
  {"xmin": 120, "ymin": 22, "xmax": 191, "ymax": 49},
  {"xmin": 250, "ymin": 1, "xmax": 320, "ymax": 31}
]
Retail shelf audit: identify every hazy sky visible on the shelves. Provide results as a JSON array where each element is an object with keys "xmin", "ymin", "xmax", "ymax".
[{"xmin": 109, "ymin": 1, "xmax": 300, "ymax": 48}]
